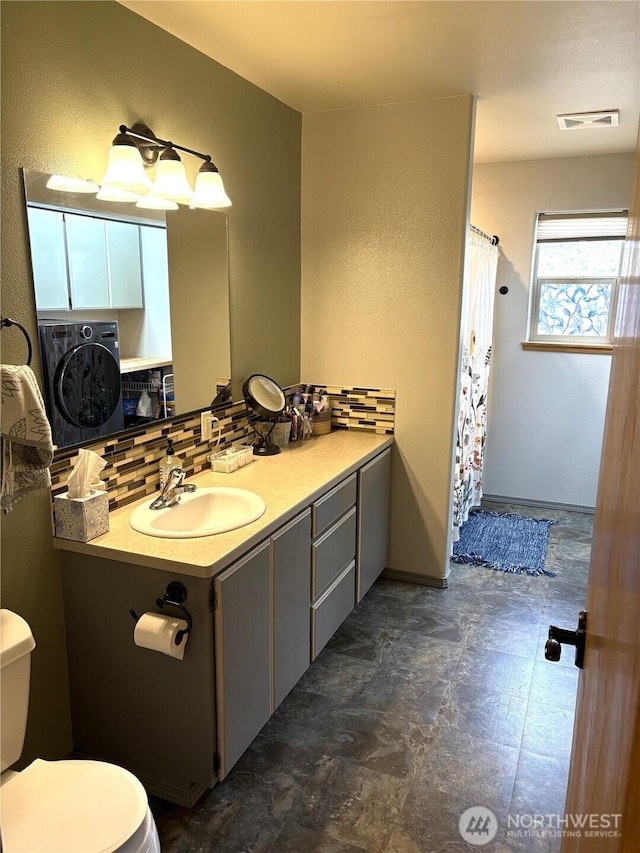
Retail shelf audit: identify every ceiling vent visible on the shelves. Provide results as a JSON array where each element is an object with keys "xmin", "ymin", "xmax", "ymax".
[{"xmin": 556, "ymin": 110, "xmax": 619, "ymax": 131}]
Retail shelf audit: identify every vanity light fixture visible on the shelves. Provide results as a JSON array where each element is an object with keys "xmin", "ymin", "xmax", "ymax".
[
  {"xmin": 101, "ymin": 122, "xmax": 232, "ymax": 209},
  {"xmin": 150, "ymin": 148, "xmax": 193, "ymax": 205},
  {"xmin": 191, "ymin": 161, "xmax": 232, "ymax": 210},
  {"xmin": 101, "ymin": 128, "xmax": 153, "ymax": 192}
]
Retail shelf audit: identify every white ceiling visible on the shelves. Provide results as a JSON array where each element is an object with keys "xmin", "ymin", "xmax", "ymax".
[{"xmin": 119, "ymin": 0, "xmax": 640, "ymax": 163}]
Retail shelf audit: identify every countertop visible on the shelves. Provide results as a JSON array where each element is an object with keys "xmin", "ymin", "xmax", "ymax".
[
  {"xmin": 120, "ymin": 357, "xmax": 173, "ymax": 374},
  {"xmin": 54, "ymin": 431, "xmax": 393, "ymax": 578}
]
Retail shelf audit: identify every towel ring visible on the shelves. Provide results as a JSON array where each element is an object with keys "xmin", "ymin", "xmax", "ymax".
[{"xmin": 1, "ymin": 317, "xmax": 33, "ymax": 366}]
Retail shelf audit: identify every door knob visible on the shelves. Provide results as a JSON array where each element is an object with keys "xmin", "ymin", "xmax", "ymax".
[{"xmin": 545, "ymin": 610, "xmax": 587, "ymax": 669}]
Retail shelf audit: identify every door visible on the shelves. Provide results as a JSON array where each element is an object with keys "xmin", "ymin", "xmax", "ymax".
[
  {"xmin": 560, "ymin": 143, "xmax": 640, "ymax": 850},
  {"xmin": 272, "ymin": 510, "xmax": 311, "ymax": 710},
  {"xmin": 65, "ymin": 213, "xmax": 110, "ymax": 308},
  {"xmin": 107, "ymin": 220, "xmax": 144, "ymax": 308},
  {"xmin": 214, "ymin": 541, "xmax": 271, "ymax": 780},
  {"xmin": 54, "ymin": 342, "xmax": 121, "ymax": 430},
  {"xmin": 26, "ymin": 207, "xmax": 69, "ymax": 310},
  {"xmin": 357, "ymin": 448, "xmax": 391, "ymax": 601}
]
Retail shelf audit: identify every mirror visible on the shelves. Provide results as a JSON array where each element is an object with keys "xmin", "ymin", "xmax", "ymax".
[
  {"xmin": 243, "ymin": 374, "xmax": 286, "ymax": 456},
  {"xmin": 22, "ymin": 169, "xmax": 231, "ymax": 450}
]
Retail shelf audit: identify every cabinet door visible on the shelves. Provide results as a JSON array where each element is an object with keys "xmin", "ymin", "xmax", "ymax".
[
  {"xmin": 27, "ymin": 207, "xmax": 69, "ymax": 310},
  {"xmin": 139, "ymin": 225, "xmax": 171, "ymax": 355},
  {"xmin": 107, "ymin": 220, "xmax": 143, "ymax": 308},
  {"xmin": 272, "ymin": 510, "xmax": 311, "ymax": 710},
  {"xmin": 357, "ymin": 448, "xmax": 391, "ymax": 601},
  {"xmin": 214, "ymin": 541, "xmax": 271, "ymax": 780},
  {"xmin": 65, "ymin": 213, "xmax": 110, "ymax": 308}
]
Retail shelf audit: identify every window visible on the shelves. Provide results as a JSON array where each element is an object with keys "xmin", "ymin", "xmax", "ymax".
[{"xmin": 528, "ymin": 211, "xmax": 627, "ymax": 349}]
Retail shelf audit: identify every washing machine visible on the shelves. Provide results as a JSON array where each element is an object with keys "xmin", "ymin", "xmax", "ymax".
[{"xmin": 38, "ymin": 321, "xmax": 124, "ymax": 448}]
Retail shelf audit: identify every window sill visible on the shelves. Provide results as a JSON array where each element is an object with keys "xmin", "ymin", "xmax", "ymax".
[{"xmin": 521, "ymin": 341, "xmax": 613, "ymax": 354}]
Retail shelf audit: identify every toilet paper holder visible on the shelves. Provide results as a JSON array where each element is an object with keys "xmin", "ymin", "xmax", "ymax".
[{"xmin": 129, "ymin": 581, "xmax": 193, "ymax": 645}]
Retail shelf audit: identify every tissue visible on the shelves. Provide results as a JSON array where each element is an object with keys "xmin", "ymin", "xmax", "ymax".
[{"xmin": 67, "ymin": 448, "xmax": 107, "ymax": 499}]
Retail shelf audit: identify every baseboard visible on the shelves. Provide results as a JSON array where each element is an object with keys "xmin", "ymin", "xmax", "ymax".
[
  {"xmin": 482, "ymin": 494, "xmax": 595, "ymax": 515},
  {"xmin": 68, "ymin": 748, "xmax": 211, "ymax": 807},
  {"xmin": 141, "ymin": 775, "xmax": 210, "ymax": 808},
  {"xmin": 381, "ymin": 567, "xmax": 450, "ymax": 589}
]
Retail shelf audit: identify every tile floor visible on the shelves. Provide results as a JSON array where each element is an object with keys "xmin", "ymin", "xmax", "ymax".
[{"xmin": 151, "ymin": 503, "xmax": 592, "ymax": 852}]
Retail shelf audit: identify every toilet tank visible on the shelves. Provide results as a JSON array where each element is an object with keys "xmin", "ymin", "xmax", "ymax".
[{"xmin": 0, "ymin": 610, "xmax": 36, "ymax": 772}]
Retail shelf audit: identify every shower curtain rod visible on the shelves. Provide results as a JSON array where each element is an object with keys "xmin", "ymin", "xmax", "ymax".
[{"xmin": 470, "ymin": 224, "xmax": 499, "ymax": 246}]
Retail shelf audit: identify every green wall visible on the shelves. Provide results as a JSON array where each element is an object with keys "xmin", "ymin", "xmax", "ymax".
[
  {"xmin": 301, "ymin": 97, "xmax": 475, "ymax": 583},
  {"xmin": 1, "ymin": 0, "xmax": 301, "ymax": 762}
]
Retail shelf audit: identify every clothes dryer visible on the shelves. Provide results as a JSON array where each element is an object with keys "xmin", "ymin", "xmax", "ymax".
[{"xmin": 38, "ymin": 321, "xmax": 124, "ymax": 448}]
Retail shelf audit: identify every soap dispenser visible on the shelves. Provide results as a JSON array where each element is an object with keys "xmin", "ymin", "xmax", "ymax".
[{"xmin": 159, "ymin": 438, "xmax": 182, "ymax": 488}]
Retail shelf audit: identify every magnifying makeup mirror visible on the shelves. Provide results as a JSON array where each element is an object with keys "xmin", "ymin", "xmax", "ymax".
[{"xmin": 243, "ymin": 374, "xmax": 286, "ymax": 455}]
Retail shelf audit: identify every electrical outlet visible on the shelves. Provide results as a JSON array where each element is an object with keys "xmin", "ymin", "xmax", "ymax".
[{"xmin": 201, "ymin": 410, "xmax": 213, "ymax": 441}]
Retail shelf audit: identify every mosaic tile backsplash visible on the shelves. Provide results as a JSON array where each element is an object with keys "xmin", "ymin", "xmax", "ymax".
[
  {"xmin": 320, "ymin": 385, "xmax": 395, "ymax": 434},
  {"xmin": 50, "ymin": 384, "xmax": 395, "ymax": 511}
]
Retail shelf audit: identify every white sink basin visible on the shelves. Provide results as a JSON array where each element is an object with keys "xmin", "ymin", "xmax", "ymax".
[{"xmin": 129, "ymin": 486, "xmax": 266, "ymax": 538}]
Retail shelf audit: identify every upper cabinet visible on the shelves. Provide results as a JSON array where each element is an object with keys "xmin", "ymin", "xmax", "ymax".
[
  {"xmin": 28, "ymin": 207, "xmax": 146, "ymax": 311},
  {"xmin": 105, "ymin": 220, "xmax": 143, "ymax": 309},
  {"xmin": 26, "ymin": 207, "xmax": 69, "ymax": 310},
  {"xmin": 65, "ymin": 213, "xmax": 110, "ymax": 309}
]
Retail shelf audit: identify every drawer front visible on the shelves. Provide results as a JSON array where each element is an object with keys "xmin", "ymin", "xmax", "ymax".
[
  {"xmin": 312, "ymin": 506, "xmax": 356, "ymax": 599},
  {"xmin": 312, "ymin": 561, "xmax": 356, "ymax": 660},
  {"xmin": 312, "ymin": 473, "xmax": 357, "ymax": 537}
]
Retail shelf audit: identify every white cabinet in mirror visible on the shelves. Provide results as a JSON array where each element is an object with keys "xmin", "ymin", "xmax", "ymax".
[{"xmin": 22, "ymin": 168, "xmax": 232, "ymax": 450}]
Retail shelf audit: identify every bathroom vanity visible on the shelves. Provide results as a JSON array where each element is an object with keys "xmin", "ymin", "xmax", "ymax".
[{"xmin": 56, "ymin": 431, "xmax": 392, "ymax": 806}]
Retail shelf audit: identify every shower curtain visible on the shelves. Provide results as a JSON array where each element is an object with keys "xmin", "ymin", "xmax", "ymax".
[{"xmin": 452, "ymin": 230, "xmax": 499, "ymax": 542}]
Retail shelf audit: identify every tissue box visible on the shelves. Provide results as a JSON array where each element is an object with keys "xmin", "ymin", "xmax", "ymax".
[{"xmin": 54, "ymin": 490, "xmax": 109, "ymax": 542}]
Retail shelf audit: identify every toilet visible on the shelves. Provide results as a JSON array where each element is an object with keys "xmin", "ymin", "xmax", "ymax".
[{"xmin": 0, "ymin": 609, "xmax": 161, "ymax": 852}]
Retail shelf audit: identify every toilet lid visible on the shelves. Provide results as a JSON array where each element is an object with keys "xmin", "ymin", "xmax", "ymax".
[{"xmin": 1, "ymin": 758, "xmax": 148, "ymax": 852}]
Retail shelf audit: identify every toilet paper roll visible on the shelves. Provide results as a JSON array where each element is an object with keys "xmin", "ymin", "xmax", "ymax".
[{"xmin": 133, "ymin": 612, "xmax": 189, "ymax": 660}]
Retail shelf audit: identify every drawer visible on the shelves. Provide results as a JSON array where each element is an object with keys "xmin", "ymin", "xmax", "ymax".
[
  {"xmin": 312, "ymin": 560, "xmax": 356, "ymax": 660},
  {"xmin": 312, "ymin": 474, "xmax": 357, "ymax": 537},
  {"xmin": 312, "ymin": 506, "xmax": 356, "ymax": 599}
]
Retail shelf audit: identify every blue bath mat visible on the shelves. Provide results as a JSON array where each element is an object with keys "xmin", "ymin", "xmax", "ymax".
[{"xmin": 452, "ymin": 510, "xmax": 557, "ymax": 576}]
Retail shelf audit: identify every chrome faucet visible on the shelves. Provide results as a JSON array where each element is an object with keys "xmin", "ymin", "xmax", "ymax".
[{"xmin": 150, "ymin": 466, "xmax": 197, "ymax": 510}]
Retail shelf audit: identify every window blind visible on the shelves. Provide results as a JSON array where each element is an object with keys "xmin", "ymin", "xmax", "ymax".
[{"xmin": 536, "ymin": 211, "xmax": 628, "ymax": 242}]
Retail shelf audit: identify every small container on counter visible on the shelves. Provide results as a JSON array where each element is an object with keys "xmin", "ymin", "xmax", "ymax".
[
  {"xmin": 312, "ymin": 409, "xmax": 332, "ymax": 436},
  {"xmin": 209, "ymin": 445, "xmax": 254, "ymax": 473}
]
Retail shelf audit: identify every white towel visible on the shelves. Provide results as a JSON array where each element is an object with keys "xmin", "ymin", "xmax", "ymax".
[{"xmin": 1, "ymin": 365, "xmax": 54, "ymax": 512}]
